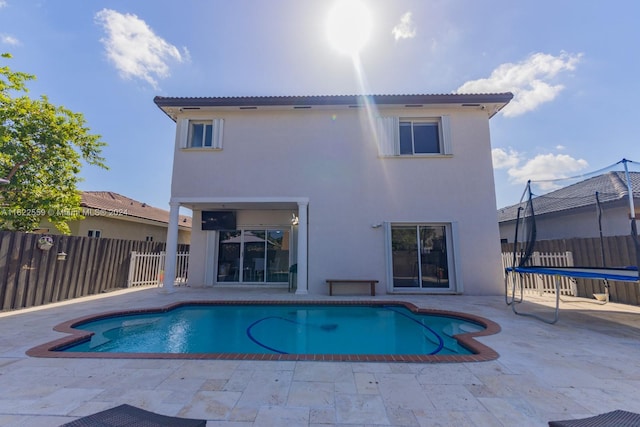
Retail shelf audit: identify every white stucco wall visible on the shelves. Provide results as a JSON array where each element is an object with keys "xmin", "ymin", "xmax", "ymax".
[{"xmin": 171, "ymin": 106, "xmax": 504, "ymax": 295}]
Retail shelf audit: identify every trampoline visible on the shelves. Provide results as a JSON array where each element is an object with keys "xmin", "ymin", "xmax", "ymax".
[
  {"xmin": 505, "ymin": 266, "xmax": 639, "ymax": 324},
  {"xmin": 505, "ymin": 159, "xmax": 640, "ymax": 324}
]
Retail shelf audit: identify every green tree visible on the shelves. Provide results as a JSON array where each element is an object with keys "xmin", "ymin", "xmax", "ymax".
[{"xmin": 0, "ymin": 53, "xmax": 107, "ymax": 233}]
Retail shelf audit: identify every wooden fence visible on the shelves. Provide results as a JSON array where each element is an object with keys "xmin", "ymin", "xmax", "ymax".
[
  {"xmin": 501, "ymin": 235, "xmax": 640, "ymax": 305},
  {"xmin": 0, "ymin": 230, "xmax": 189, "ymax": 312}
]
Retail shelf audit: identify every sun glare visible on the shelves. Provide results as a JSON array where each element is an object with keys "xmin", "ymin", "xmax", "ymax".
[{"xmin": 326, "ymin": 0, "xmax": 372, "ymax": 57}]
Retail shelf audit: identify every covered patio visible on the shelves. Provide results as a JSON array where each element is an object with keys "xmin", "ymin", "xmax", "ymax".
[
  {"xmin": 1, "ymin": 287, "xmax": 639, "ymax": 426},
  {"xmin": 162, "ymin": 197, "xmax": 308, "ymax": 293}
]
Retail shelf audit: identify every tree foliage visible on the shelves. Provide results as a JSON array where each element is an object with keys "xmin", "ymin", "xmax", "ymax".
[{"xmin": 0, "ymin": 53, "xmax": 107, "ymax": 233}]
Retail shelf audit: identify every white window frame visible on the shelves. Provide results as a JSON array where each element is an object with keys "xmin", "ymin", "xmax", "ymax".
[
  {"xmin": 399, "ymin": 118, "xmax": 440, "ymax": 155},
  {"xmin": 384, "ymin": 221, "xmax": 461, "ymax": 294},
  {"xmin": 213, "ymin": 227, "xmax": 293, "ymax": 285},
  {"xmin": 177, "ymin": 118, "xmax": 224, "ymax": 150},
  {"xmin": 376, "ymin": 115, "xmax": 451, "ymax": 157},
  {"xmin": 87, "ymin": 229, "xmax": 102, "ymax": 238}
]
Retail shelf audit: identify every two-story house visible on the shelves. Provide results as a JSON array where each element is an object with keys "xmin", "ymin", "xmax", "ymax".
[{"xmin": 155, "ymin": 93, "xmax": 512, "ymax": 295}]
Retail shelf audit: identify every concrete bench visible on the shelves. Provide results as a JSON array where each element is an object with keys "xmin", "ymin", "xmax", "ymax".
[{"xmin": 326, "ymin": 279, "xmax": 378, "ymax": 296}]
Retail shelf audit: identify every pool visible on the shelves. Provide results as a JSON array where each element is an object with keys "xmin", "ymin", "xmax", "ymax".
[{"xmin": 27, "ymin": 301, "xmax": 501, "ymax": 363}]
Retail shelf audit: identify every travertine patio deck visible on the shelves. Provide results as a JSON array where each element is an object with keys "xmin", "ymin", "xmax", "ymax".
[{"xmin": 1, "ymin": 286, "xmax": 639, "ymax": 426}]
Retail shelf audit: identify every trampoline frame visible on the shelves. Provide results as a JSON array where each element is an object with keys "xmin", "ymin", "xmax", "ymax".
[{"xmin": 505, "ymin": 266, "xmax": 639, "ymax": 324}]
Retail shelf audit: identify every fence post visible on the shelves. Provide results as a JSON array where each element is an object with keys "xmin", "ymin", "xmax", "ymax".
[
  {"xmin": 531, "ymin": 252, "xmax": 544, "ymax": 295},
  {"xmin": 565, "ymin": 251, "xmax": 576, "ymax": 295},
  {"xmin": 127, "ymin": 251, "xmax": 137, "ymax": 288},
  {"xmin": 565, "ymin": 251, "xmax": 574, "ymax": 266},
  {"xmin": 158, "ymin": 252, "xmax": 166, "ymax": 286}
]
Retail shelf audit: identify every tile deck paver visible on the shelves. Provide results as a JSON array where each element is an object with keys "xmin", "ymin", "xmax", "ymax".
[{"xmin": 0, "ymin": 286, "xmax": 639, "ymax": 426}]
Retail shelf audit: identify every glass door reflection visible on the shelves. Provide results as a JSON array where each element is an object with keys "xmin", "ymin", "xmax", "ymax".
[
  {"xmin": 391, "ymin": 224, "xmax": 451, "ymax": 290},
  {"xmin": 266, "ymin": 230, "xmax": 289, "ymax": 282},
  {"xmin": 217, "ymin": 229, "xmax": 290, "ymax": 284},
  {"xmin": 217, "ymin": 231, "xmax": 241, "ymax": 282},
  {"xmin": 391, "ymin": 226, "xmax": 419, "ymax": 288},
  {"xmin": 243, "ymin": 230, "xmax": 266, "ymax": 282}
]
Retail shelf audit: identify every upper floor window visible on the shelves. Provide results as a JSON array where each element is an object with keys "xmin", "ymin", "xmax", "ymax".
[
  {"xmin": 88, "ymin": 229, "xmax": 101, "ymax": 238},
  {"xmin": 399, "ymin": 120, "xmax": 441, "ymax": 155},
  {"xmin": 376, "ymin": 115, "xmax": 451, "ymax": 157},
  {"xmin": 189, "ymin": 121, "xmax": 213, "ymax": 148},
  {"xmin": 178, "ymin": 118, "xmax": 224, "ymax": 150}
]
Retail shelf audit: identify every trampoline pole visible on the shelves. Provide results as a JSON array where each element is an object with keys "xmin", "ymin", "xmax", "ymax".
[
  {"xmin": 623, "ymin": 159, "xmax": 636, "ymax": 223},
  {"xmin": 595, "ymin": 192, "xmax": 607, "ymax": 267},
  {"xmin": 623, "ymin": 159, "xmax": 640, "ymax": 281},
  {"xmin": 595, "ymin": 191, "xmax": 611, "ymax": 300}
]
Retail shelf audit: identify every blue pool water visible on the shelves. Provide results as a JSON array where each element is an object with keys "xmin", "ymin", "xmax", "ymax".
[{"xmin": 61, "ymin": 304, "xmax": 485, "ymax": 356}]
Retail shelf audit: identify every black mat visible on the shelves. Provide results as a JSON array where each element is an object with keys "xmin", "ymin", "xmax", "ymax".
[
  {"xmin": 59, "ymin": 404, "xmax": 206, "ymax": 427},
  {"xmin": 549, "ymin": 409, "xmax": 640, "ymax": 427}
]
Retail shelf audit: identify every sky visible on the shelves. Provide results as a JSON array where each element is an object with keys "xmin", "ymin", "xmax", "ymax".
[{"xmin": 1, "ymin": 0, "xmax": 639, "ymax": 212}]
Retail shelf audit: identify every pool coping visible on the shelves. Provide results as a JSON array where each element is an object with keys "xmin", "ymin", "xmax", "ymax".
[{"xmin": 26, "ymin": 300, "xmax": 501, "ymax": 363}]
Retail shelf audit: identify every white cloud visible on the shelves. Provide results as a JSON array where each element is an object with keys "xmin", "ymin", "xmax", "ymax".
[
  {"xmin": 1, "ymin": 34, "xmax": 19, "ymax": 45},
  {"xmin": 506, "ymin": 153, "xmax": 588, "ymax": 191},
  {"xmin": 493, "ymin": 148, "xmax": 589, "ymax": 191},
  {"xmin": 95, "ymin": 9, "xmax": 186, "ymax": 89},
  {"xmin": 492, "ymin": 148, "xmax": 521, "ymax": 169},
  {"xmin": 392, "ymin": 12, "xmax": 417, "ymax": 40},
  {"xmin": 456, "ymin": 52, "xmax": 582, "ymax": 117},
  {"xmin": 0, "ymin": 1, "xmax": 7, "ymax": 9}
]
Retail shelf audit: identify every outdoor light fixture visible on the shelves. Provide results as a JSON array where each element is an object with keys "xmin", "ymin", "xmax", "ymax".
[
  {"xmin": 57, "ymin": 252, "xmax": 67, "ymax": 261},
  {"xmin": 291, "ymin": 213, "xmax": 299, "ymax": 225},
  {"xmin": 37, "ymin": 235, "xmax": 54, "ymax": 251}
]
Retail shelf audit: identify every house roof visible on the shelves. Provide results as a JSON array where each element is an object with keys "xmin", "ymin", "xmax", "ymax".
[
  {"xmin": 498, "ymin": 171, "xmax": 640, "ymax": 223},
  {"xmin": 154, "ymin": 93, "xmax": 513, "ymax": 121},
  {"xmin": 81, "ymin": 191, "xmax": 192, "ymax": 228}
]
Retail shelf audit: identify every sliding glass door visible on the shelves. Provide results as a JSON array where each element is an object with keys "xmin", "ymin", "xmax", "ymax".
[
  {"xmin": 391, "ymin": 224, "xmax": 452, "ymax": 291},
  {"xmin": 217, "ymin": 231, "xmax": 241, "ymax": 282},
  {"xmin": 243, "ymin": 230, "xmax": 266, "ymax": 282},
  {"xmin": 217, "ymin": 229, "xmax": 290, "ymax": 284}
]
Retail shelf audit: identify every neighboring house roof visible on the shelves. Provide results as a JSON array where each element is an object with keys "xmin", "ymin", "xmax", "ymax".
[
  {"xmin": 498, "ymin": 171, "xmax": 640, "ymax": 223},
  {"xmin": 81, "ymin": 191, "xmax": 192, "ymax": 228},
  {"xmin": 154, "ymin": 93, "xmax": 514, "ymax": 120}
]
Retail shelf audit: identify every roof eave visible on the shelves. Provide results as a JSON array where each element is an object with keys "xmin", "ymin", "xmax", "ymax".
[{"xmin": 153, "ymin": 93, "xmax": 513, "ymax": 121}]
